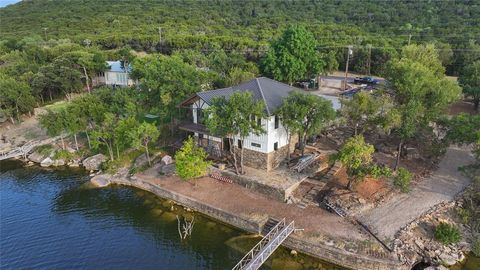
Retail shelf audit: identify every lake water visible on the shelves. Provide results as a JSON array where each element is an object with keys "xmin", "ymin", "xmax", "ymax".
[{"xmin": 0, "ymin": 160, "xmax": 345, "ymax": 270}]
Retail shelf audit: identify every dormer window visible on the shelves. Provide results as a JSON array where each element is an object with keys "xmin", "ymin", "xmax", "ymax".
[{"xmin": 274, "ymin": 115, "xmax": 279, "ymax": 129}]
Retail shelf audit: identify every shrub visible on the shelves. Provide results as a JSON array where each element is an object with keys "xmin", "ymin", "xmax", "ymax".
[
  {"xmin": 394, "ymin": 167, "xmax": 412, "ymax": 193},
  {"xmin": 434, "ymin": 223, "xmax": 461, "ymax": 245},
  {"xmin": 35, "ymin": 144, "xmax": 54, "ymax": 156},
  {"xmin": 369, "ymin": 165, "xmax": 392, "ymax": 178},
  {"xmin": 175, "ymin": 136, "xmax": 212, "ymax": 180},
  {"xmin": 53, "ymin": 149, "xmax": 73, "ymax": 160}
]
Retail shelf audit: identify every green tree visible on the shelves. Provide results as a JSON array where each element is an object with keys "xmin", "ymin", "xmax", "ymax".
[
  {"xmin": 0, "ymin": 74, "xmax": 35, "ymax": 123},
  {"xmin": 114, "ymin": 116, "xmax": 139, "ymax": 159},
  {"xmin": 442, "ymin": 113, "xmax": 480, "ymax": 160},
  {"xmin": 64, "ymin": 50, "xmax": 106, "ymax": 93},
  {"xmin": 337, "ymin": 135, "xmax": 375, "ymax": 190},
  {"xmin": 277, "ymin": 92, "xmax": 306, "ymax": 161},
  {"xmin": 175, "ymin": 136, "xmax": 212, "ymax": 180},
  {"xmin": 386, "ymin": 46, "xmax": 461, "ymax": 170},
  {"xmin": 298, "ymin": 94, "xmax": 335, "ymax": 156},
  {"xmin": 131, "ymin": 54, "xmax": 208, "ymax": 120},
  {"xmin": 91, "ymin": 113, "xmax": 117, "ymax": 161},
  {"xmin": 65, "ymin": 105, "xmax": 87, "ymax": 151},
  {"xmin": 130, "ymin": 122, "xmax": 160, "ymax": 166},
  {"xmin": 68, "ymin": 93, "xmax": 107, "ymax": 149},
  {"xmin": 261, "ymin": 25, "xmax": 325, "ymax": 85},
  {"xmin": 205, "ymin": 92, "xmax": 266, "ymax": 174},
  {"xmin": 39, "ymin": 109, "xmax": 69, "ymax": 150},
  {"xmin": 339, "ymin": 92, "xmax": 381, "ymax": 136},
  {"xmin": 459, "ymin": 61, "xmax": 480, "ymax": 111}
]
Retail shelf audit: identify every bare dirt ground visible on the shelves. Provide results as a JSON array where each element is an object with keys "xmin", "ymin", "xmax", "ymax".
[
  {"xmin": 359, "ymin": 145, "xmax": 475, "ymax": 240},
  {"xmin": 136, "ymin": 172, "xmax": 369, "ymax": 241}
]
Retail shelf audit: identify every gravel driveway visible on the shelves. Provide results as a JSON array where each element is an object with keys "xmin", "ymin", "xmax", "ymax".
[{"xmin": 359, "ymin": 145, "xmax": 475, "ymax": 239}]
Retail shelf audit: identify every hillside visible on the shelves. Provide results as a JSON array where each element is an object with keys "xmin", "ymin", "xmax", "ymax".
[{"xmin": 1, "ymin": 0, "xmax": 479, "ymax": 75}]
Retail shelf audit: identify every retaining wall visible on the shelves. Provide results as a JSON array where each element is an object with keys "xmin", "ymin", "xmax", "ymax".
[{"xmin": 106, "ymin": 176, "xmax": 408, "ymax": 270}]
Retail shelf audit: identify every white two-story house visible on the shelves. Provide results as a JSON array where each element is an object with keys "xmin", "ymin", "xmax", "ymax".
[{"xmin": 178, "ymin": 77, "xmax": 303, "ymax": 171}]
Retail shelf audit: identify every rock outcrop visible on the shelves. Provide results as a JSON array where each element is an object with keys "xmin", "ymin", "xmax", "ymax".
[
  {"xmin": 40, "ymin": 157, "xmax": 53, "ymax": 167},
  {"xmin": 82, "ymin": 154, "xmax": 107, "ymax": 171},
  {"xmin": 90, "ymin": 174, "xmax": 112, "ymax": 187},
  {"xmin": 28, "ymin": 151, "xmax": 49, "ymax": 163}
]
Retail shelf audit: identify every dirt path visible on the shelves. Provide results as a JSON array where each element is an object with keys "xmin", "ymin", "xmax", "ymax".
[{"xmin": 359, "ymin": 145, "xmax": 475, "ymax": 240}]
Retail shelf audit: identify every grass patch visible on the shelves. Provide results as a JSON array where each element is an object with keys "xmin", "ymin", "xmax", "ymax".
[
  {"xmin": 34, "ymin": 144, "xmax": 55, "ymax": 156},
  {"xmin": 435, "ymin": 223, "xmax": 461, "ymax": 245},
  {"xmin": 53, "ymin": 149, "xmax": 73, "ymax": 160},
  {"xmin": 102, "ymin": 150, "xmax": 143, "ymax": 174}
]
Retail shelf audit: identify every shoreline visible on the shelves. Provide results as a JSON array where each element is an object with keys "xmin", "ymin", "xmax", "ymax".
[{"xmin": 93, "ymin": 172, "xmax": 408, "ymax": 270}]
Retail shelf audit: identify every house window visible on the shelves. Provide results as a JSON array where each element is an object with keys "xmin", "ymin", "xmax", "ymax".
[
  {"xmin": 257, "ymin": 117, "xmax": 261, "ymax": 126},
  {"xmin": 274, "ymin": 142, "xmax": 278, "ymax": 151},
  {"xmin": 251, "ymin": 142, "xmax": 261, "ymax": 148},
  {"xmin": 274, "ymin": 115, "xmax": 279, "ymax": 129},
  {"xmin": 238, "ymin": 139, "xmax": 243, "ymax": 149}
]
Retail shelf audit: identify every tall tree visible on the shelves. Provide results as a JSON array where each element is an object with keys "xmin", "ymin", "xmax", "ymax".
[
  {"xmin": 39, "ymin": 109, "xmax": 69, "ymax": 150},
  {"xmin": 91, "ymin": 113, "xmax": 117, "ymax": 161},
  {"xmin": 205, "ymin": 92, "xmax": 266, "ymax": 174},
  {"xmin": 459, "ymin": 61, "xmax": 480, "ymax": 111},
  {"xmin": 386, "ymin": 46, "xmax": 461, "ymax": 170},
  {"xmin": 131, "ymin": 54, "xmax": 208, "ymax": 120},
  {"xmin": 340, "ymin": 92, "xmax": 381, "ymax": 136},
  {"xmin": 279, "ymin": 92, "xmax": 335, "ymax": 156},
  {"xmin": 0, "ymin": 74, "xmax": 35, "ymax": 123},
  {"xmin": 261, "ymin": 25, "xmax": 325, "ymax": 85},
  {"xmin": 130, "ymin": 122, "xmax": 160, "ymax": 166}
]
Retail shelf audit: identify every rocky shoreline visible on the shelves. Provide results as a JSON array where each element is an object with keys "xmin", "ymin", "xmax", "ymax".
[
  {"xmin": 392, "ymin": 199, "xmax": 472, "ymax": 269},
  {"xmin": 9, "ymin": 147, "xmax": 477, "ymax": 270}
]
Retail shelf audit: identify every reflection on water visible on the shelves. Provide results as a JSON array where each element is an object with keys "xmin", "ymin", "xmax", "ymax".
[{"xmin": 0, "ymin": 160, "xmax": 345, "ymax": 270}]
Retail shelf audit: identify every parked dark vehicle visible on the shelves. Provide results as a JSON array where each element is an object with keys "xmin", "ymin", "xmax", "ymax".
[{"xmin": 353, "ymin": 76, "xmax": 379, "ymax": 85}]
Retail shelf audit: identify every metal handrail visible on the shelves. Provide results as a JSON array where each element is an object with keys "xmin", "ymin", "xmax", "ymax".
[{"xmin": 232, "ymin": 219, "xmax": 295, "ymax": 270}]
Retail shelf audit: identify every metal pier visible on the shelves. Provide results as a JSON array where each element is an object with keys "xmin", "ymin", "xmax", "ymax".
[{"xmin": 232, "ymin": 218, "xmax": 295, "ymax": 270}]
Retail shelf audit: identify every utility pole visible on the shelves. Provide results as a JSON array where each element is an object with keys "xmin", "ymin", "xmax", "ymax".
[
  {"xmin": 344, "ymin": 45, "xmax": 353, "ymax": 91},
  {"xmin": 43, "ymin": 27, "xmax": 48, "ymax": 41},
  {"xmin": 367, "ymin": 44, "xmax": 372, "ymax": 76}
]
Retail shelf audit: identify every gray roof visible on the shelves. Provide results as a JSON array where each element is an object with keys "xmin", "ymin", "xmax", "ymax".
[{"xmin": 197, "ymin": 77, "xmax": 296, "ymax": 115}]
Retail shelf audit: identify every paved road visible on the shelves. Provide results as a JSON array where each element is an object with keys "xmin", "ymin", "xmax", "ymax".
[{"xmin": 359, "ymin": 145, "xmax": 475, "ymax": 239}]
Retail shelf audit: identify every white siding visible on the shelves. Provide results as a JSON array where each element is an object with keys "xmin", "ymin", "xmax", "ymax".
[
  {"xmin": 104, "ymin": 71, "xmax": 134, "ymax": 86},
  {"xmin": 190, "ymin": 100, "xmax": 291, "ymax": 153},
  {"xmin": 266, "ymin": 116, "xmax": 290, "ymax": 152}
]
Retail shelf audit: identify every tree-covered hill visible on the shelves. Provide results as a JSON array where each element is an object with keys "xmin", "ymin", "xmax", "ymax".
[
  {"xmin": 1, "ymin": 0, "xmax": 478, "ymax": 47},
  {"xmin": 1, "ymin": 0, "xmax": 479, "ymax": 75}
]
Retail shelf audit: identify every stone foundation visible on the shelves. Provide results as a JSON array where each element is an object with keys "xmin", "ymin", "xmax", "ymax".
[{"xmin": 195, "ymin": 134, "xmax": 298, "ymax": 172}]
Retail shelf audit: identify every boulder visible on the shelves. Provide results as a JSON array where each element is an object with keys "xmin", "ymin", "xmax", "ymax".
[
  {"xmin": 90, "ymin": 174, "xmax": 112, "ymax": 187},
  {"xmin": 29, "ymin": 151, "xmax": 49, "ymax": 163},
  {"xmin": 82, "ymin": 154, "xmax": 107, "ymax": 171},
  {"xmin": 160, "ymin": 163, "xmax": 175, "ymax": 175},
  {"xmin": 438, "ymin": 252, "xmax": 458, "ymax": 266},
  {"xmin": 40, "ymin": 157, "xmax": 53, "ymax": 167},
  {"xmin": 68, "ymin": 160, "xmax": 81, "ymax": 167},
  {"xmin": 134, "ymin": 152, "xmax": 163, "ymax": 168},
  {"xmin": 52, "ymin": 159, "xmax": 65, "ymax": 166},
  {"xmin": 161, "ymin": 155, "xmax": 173, "ymax": 165}
]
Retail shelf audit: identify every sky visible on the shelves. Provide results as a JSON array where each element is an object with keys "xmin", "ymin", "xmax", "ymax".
[{"xmin": 0, "ymin": 0, "xmax": 21, "ymax": 8}]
